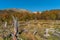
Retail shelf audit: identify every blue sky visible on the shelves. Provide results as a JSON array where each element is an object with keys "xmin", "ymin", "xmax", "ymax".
[{"xmin": 0, "ymin": 0, "xmax": 60, "ymax": 12}]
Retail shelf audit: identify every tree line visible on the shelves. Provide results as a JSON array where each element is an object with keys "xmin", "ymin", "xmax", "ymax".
[{"xmin": 0, "ymin": 9, "xmax": 60, "ymax": 22}]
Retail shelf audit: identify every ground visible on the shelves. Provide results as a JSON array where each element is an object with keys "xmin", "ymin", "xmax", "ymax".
[{"xmin": 0, "ymin": 20, "xmax": 60, "ymax": 40}]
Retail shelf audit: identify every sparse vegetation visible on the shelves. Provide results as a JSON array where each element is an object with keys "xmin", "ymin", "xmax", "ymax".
[
  {"xmin": 0, "ymin": 20, "xmax": 60, "ymax": 40},
  {"xmin": 0, "ymin": 9, "xmax": 60, "ymax": 40}
]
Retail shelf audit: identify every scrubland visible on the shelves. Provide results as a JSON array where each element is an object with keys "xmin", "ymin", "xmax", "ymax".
[{"xmin": 0, "ymin": 20, "xmax": 60, "ymax": 40}]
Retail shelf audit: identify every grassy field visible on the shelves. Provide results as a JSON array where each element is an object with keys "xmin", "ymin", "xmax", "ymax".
[{"xmin": 0, "ymin": 20, "xmax": 60, "ymax": 40}]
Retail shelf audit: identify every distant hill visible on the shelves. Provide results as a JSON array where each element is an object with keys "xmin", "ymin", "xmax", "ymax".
[{"xmin": 0, "ymin": 9, "xmax": 60, "ymax": 22}]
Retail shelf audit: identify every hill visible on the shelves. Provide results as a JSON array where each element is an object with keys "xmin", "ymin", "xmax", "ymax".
[{"xmin": 0, "ymin": 9, "xmax": 60, "ymax": 22}]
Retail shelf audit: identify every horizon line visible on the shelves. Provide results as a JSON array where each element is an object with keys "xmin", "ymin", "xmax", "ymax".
[{"xmin": 0, "ymin": 8, "xmax": 60, "ymax": 12}]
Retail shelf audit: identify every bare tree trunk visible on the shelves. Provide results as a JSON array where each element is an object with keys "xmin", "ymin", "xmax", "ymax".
[{"xmin": 12, "ymin": 16, "xmax": 18, "ymax": 40}]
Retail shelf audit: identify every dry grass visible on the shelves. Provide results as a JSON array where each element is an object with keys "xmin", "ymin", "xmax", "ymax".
[{"xmin": 0, "ymin": 20, "xmax": 60, "ymax": 40}]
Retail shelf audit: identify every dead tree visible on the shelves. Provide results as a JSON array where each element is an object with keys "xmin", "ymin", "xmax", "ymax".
[
  {"xmin": 44, "ymin": 29, "xmax": 50, "ymax": 37},
  {"xmin": 4, "ymin": 21, "xmax": 7, "ymax": 28},
  {"xmin": 12, "ymin": 16, "xmax": 18, "ymax": 40}
]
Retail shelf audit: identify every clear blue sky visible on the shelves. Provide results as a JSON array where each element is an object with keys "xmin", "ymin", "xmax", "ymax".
[{"xmin": 0, "ymin": 0, "xmax": 60, "ymax": 12}]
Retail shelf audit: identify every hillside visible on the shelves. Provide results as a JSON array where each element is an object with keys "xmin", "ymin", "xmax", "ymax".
[
  {"xmin": 0, "ymin": 9, "xmax": 60, "ymax": 22},
  {"xmin": 0, "ymin": 9, "xmax": 60, "ymax": 40}
]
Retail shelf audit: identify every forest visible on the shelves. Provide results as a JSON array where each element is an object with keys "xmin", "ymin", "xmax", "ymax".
[{"xmin": 0, "ymin": 9, "xmax": 60, "ymax": 22}]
